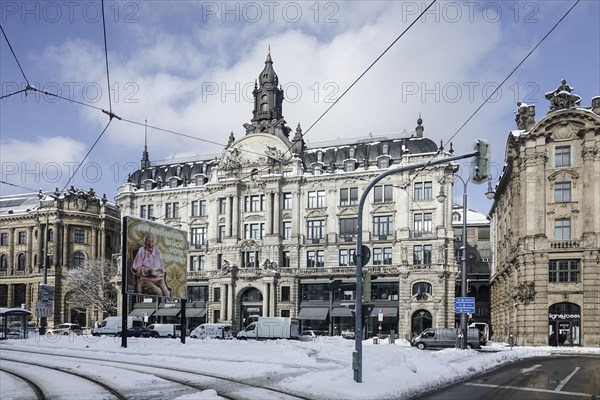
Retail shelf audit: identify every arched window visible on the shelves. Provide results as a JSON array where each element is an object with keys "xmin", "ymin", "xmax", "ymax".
[
  {"xmin": 316, "ymin": 151, "xmax": 323, "ymax": 162},
  {"xmin": 241, "ymin": 287, "xmax": 263, "ymax": 302},
  {"xmin": 73, "ymin": 251, "xmax": 85, "ymax": 268},
  {"xmin": 378, "ymin": 158, "xmax": 390, "ymax": 169},
  {"xmin": 17, "ymin": 253, "xmax": 26, "ymax": 271},
  {"xmin": 348, "ymin": 147, "xmax": 356, "ymax": 159},
  {"xmin": 382, "ymin": 143, "xmax": 389, "ymax": 155},
  {"xmin": 48, "ymin": 228, "xmax": 54, "ymax": 242},
  {"xmin": 412, "ymin": 282, "xmax": 432, "ymax": 300},
  {"xmin": 0, "ymin": 254, "xmax": 7, "ymax": 271},
  {"xmin": 411, "ymin": 309, "xmax": 432, "ymax": 336}
]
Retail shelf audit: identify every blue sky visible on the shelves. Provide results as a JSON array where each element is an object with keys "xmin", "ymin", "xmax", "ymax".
[{"xmin": 1, "ymin": 0, "xmax": 599, "ymax": 213}]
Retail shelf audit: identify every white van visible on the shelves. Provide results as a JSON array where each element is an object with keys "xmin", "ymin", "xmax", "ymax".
[
  {"xmin": 147, "ymin": 323, "xmax": 181, "ymax": 338},
  {"xmin": 190, "ymin": 323, "xmax": 233, "ymax": 339},
  {"xmin": 92, "ymin": 316, "xmax": 143, "ymax": 336}
]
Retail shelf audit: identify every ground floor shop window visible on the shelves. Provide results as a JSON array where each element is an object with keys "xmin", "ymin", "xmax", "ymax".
[{"xmin": 548, "ymin": 302, "xmax": 580, "ymax": 346}]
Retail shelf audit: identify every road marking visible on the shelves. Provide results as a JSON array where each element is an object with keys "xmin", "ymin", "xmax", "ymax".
[
  {"xmin": 520, "ymin": 364, "xmax": 542, "ymax": 373},
  {"xmin": 465, "ymin": 383, "xmax": 591, "ymax": 397},
  {"xmin": 555, "ymin": 366, "xmax": 581, "ymax": 392}
]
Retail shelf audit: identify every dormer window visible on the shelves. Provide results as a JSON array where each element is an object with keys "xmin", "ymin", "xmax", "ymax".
[
  {"xmin": 144, "ymin": 181, "xmax": 153, "ymax": 190},
  {"xmin": 345, "ymin": 161, "xmax": 355, "ymax": 172},
  {"xmin": 313, "ymin": 165, "xmax": 322, "ymax": 175},
  {"xmin": 378, "ymin": 158, "xmax": 390, "ymax": 169},
  {"xmin": 382, "ymin": 143, "xmax": 389, "ymax": 155},
  {"xmin": 316, "ymin": 151, "xmax": 323, "ymax": 163},
  {"xmin": 348, "ymin": 147, "xmax": 356, "ymax": 158},
  {"xmin": 169, "ymin": 179, "xmax": 178, "ymax": 188}
]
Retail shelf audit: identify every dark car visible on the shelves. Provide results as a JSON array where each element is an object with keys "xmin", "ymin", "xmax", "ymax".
[{"xmin": 115, "ymin": 327, "xmax": 159, "ymax": 338}]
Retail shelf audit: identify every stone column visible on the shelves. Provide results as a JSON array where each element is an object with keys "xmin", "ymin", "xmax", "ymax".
[
  {"xmin": 91, "ymin": 227, "xmax": 98, "ymax": 260},
  {"xmin": 220, "ymin": 283, "xmax": 227, "ymax": 321},
  {"xmin": 273, "ymin": 192, "xmax": 280, "ymax": 237},
  {"xmin": 262, "ymin": 281, "xmax": 269, "ymax": 317},
  {"xmin": 27, "ymin": 225, "xmax": 34, "ymax": 272}
]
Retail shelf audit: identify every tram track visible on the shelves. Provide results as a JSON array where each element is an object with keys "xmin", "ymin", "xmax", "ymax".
[{"xmin": 1, "ymin": 347, "xmax": 327, "ymax": 399}]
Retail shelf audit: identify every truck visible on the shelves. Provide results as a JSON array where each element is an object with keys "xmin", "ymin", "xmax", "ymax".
[
  {"xmin": 411, "ymin": 327, "xmax": 483, "ymax": 350},
  {"xmin": 91, "ymin": 316, "xmax": 144, "ymax": 336},
  {"xmin": 236, "ymin": 317, "xmax": 300, "ymax": 340}
]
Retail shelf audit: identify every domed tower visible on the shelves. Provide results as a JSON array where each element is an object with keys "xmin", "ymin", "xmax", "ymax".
[{"xmin": 244, "ymin": 51, "xmax": 290, "ymax": 139}]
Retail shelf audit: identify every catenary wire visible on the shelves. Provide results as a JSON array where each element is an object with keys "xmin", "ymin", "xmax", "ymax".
[{"xmin": 0, "ymin": 24, "xmax": 30, "ymax": 86}]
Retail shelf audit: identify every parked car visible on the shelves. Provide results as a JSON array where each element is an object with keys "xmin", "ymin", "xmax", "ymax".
[
  {"xmin": 46, "ymin": 323, "xmax": 83, "ymax": 336},
  {"xmin": 341, "ymin": 329, "xmax": 355, "ymax": 339},
  {"xmin": 115, "ymin": 326, "xmax": 159, "ymax": 338},
  {"xmin": 298, "ymin": 330, "xmax": 318, "ymax": 342}
]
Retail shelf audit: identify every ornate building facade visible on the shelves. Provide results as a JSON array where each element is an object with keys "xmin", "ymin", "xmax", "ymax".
[
  {"xmin": 116, "ymin": 53, "xmax": 463, "ymax": 338},
  {"xmin": 489, "ymin": 81, "xmax": 600, "ymax": 346},
  {"xmin": 0, "ymin": 188, "xmax": 120, "ymax": 327}
]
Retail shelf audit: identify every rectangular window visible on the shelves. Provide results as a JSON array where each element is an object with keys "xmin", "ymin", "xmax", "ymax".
[
  {"xmin": 244, "ymin": 195, "xmax": 265, "ymax": 212},
  {"xmin": 339, "ymin": 217, "xmax": 358, "ymax": 241},
  {"xmin": 190, "ymin": 255, "xmax": 205, "ymax": 272},
  {"xmin": 307, "ymin": 219, "xmax": 325, "ymax": 240},
  {"xmin": 423, "ymin": 182, "xmax": 433, "ymax": 200},
  {"xmin": 554, "ymin": 218, "xmax": 571, "ymax": 240},
  {"xmin": 165, "ymin": 202, "xmax": 180, "ymax": 218},
  {"xmin": 244, "ymin": 223, "xmax": 265, "ymax": 240},
  {"xmin": 549, "ymin": 259, "xmax": 580, "ymax": 282},
  {"xmin": 423, "ymin": 244, "xmax": 432, "ymax": 264},
  {"xmin": 191, "ymin": 200, "xmax": 199, "ymax": 216},
  {"xmin": 307, "ymin": 250, "xmax": 324, "ymax": 268},
  {"xmin": 213, "ymin": 287, "xmax": 221, "ymax": 302},
  {"xmin": 188, "ymin": 286, "xmax": 208, "ymax": 302},
  {"xmin": 554, "ymin": 182, "xmax": 571, "ymax": 203},
  {"xmin": 243, "ymin": 251, "xmax": 259, "ymax": 268},
  {"xmin": 281, "ymin": 309, "xmax": 290, "ymax": 317},
  {"xmin": 1, "ymin": 233, "xmax": 8, "ymax": 245},
  {"xmin": 340, "ymin": 187, "xmax": 358, "ymax": 206},
  {"xmin": 140, "ymin": 205, "xmax": 147, "ymax": 219},
  {"xmin": 373, "ymin": 215, "xmax": 393, "ymax": 236},
  {"xmin": 374, "ymin": 247, "xmax": 393, "ymax": 265},
  {"xmin": 74, "ymin": 229, "xmax": 85, "ymax": 244},
  {"xmin": 218, "ymin": 225, "xmax": 226, "ymax": 242},
  {"xmin": 413, "ymin": 245, "xmax": 422, "ymax": 264},
  {"xmin": 18, "ymin": 231, "xmax": 26, "ymax": 245},
  {"xmin": 308, "ymin": 190, "xmax": 326, "ymax": 208},
  {"xmin": 339, "ymin": 249, "xmax": 356, "ymax": 266},
  {"xmin": 218, "ymin": 198, "xmax": 227, "ymax": 215},
  {"xmin": 283, "ymin": 221, "xmax": 292, "ymax": 240},
  {"xmin": 555, "ymin": 146, "xmax": 571, "ymax": 167},
  {"xmin": 147, "ymin": 205, "xmax": 154, "ymax": 219},
  {"xmin": 191, "ymin": 227, "xmax": 207, "ymax": 247},
  {"xmin": 281, "ymin": 286, "xmax": 291, "ymax": 302},
  {"xmin": 283, "ymin": 251, "xmax": 290, "ymax": 268},
  {"xmin": 414, "ymin": 213, "xmax": 432, "ymax": 236},
  {"xmin": 374, "ymin": 185, "xmax": 393, "ymax": 203},
  {"xmin": 282, "ymin": 192, "xmax": 292, "ymax": 209}
]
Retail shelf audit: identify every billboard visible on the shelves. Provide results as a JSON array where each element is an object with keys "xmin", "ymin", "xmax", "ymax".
[{"xmin": 124, "ymin": 216, "xmax": 188, "ymax": 299}]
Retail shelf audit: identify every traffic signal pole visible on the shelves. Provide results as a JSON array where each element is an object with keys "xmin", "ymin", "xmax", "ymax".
[{"xmin": 353, "ymin": 150, "xmax": 478, "ymax": 383}]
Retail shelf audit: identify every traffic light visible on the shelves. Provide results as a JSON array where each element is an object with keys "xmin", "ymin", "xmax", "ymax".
[{"xmin": 471, "ymin": 139, "xmax": 491, "ymax": 184}]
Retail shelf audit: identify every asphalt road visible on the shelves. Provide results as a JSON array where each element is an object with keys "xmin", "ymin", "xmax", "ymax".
[{"xmin": 416, "ymin": 355, "xmax": 600, "ymax": 400}]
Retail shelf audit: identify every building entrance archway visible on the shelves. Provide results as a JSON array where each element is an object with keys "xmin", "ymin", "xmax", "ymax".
[
  {"xmin": 239, "ymin": 287, "xmax": 263, "ymax": 330},
  {"xmin": 411, "ymin": 309, "xmax": 432, "ymax": 337},
  {"xmin": 548, "ymin": 302, "xmax": 580, "ymax": 346}
]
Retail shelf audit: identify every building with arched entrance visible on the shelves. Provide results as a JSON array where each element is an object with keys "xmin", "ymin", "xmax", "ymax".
[
  {"xmin": 116, "ymin": 53, "xmax": 466, "ymax": 339},
  {"xmin": 489, "ymin": 82, "xmax": 600, "ymax": 347}
]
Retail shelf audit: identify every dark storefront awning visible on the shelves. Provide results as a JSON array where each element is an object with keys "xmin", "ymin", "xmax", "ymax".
[
  {"xmin": 186, "ymin": 308, "xmax": 207, "ymax": 318},
  {"xmin": 155, "ymin": 307, "xmax": 181, "ymax": 317},
  {"xmin": 369, "ymin": 307, "xmax": 398, "ymax": 317},
  {"xmin": 129, "ymin": 304, "xmax": 156, "ymax": 317},
  {"xmin": 297, "ymin": 307, "xmax": 329, "ymax": 320},
  {"xmin": 331, "ymin": 307, "xmax": 353, "ymax": 317}
]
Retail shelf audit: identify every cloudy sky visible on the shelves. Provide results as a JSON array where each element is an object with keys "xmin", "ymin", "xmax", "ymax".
[{"xmin": 1, "ymin": 0, "xmax": 599, "ymax": 212}]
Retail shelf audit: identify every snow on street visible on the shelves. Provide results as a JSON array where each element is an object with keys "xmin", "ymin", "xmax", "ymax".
[{"xmin": 1, "ymin": 335, "xmax": 598, "ymax": 399}]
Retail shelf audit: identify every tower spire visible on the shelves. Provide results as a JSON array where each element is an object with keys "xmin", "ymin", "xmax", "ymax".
[{"xmin": 141, "ymin": 118, "xmax": 150, "ymax": 168}]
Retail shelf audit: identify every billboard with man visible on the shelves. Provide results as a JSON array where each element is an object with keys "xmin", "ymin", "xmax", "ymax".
[{"xmin": 124, "ymin": 216, "xmax": 188, "ymax": 299}]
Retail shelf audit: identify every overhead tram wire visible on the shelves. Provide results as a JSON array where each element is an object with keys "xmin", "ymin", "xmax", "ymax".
[
  {"xmin": 0, "ymin": 24, "xmax": 30, "ymax": 87},
  {"xmin": 408, "ymin": 0, "xmax": 581, "ymax": 186},
  {"xmin": 299, "ymin": 0, "xmax": 438, "ymax": 140},
  {"xmin": 101, "ymin": 0, "xmax": 116, "ymax": 119}
]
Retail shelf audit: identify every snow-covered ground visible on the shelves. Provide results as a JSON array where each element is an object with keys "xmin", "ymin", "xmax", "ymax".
[{"xmin": 1, "ymin": 335, "xmax": 598, "ymax": 399}]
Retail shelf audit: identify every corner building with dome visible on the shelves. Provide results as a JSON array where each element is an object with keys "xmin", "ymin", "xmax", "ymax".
[{"xmin": 115, "ymin": 54, "xmax": 474, "ymax": 338}]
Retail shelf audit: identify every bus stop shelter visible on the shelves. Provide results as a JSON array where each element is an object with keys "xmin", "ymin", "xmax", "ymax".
[{"xmin": 0, "ymin": 308, "xmax": 33, "ymax": 339}]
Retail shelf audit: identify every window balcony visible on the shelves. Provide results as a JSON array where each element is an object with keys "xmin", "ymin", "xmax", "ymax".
[{"xmin": 549, "ymin": 240, "xmax": 580, "ymax": 249}]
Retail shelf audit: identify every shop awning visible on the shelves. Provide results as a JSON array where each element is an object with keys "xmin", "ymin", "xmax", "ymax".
[
  {"xmin": 369, "ymin": 307, "xmax": 398, "ymax": 317},
  {"xmin": 185, "ymin": 308, "xmax": 207, "ymax": 318},
  {"xmin": 331, "ymin": 307, "xmax": 353, "ymax": 317},
  {"xmin": 297, "ymin": 307, "xmax": 328, "ymax": 320},
  {"xmin": 129, "ymin": 305, "xmax": 156, "ymax": 317},
  {"xmin": 155, "ymin": 307, "xmax": 181, "ymax": 317}
]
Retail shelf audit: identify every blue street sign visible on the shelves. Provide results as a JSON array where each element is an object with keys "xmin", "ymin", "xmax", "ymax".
[
  {"xmin": 455, "ymin": 297, "xmax": 475, "ymax": 303},
  {"xmin": 454, "ymin": 306, "xmax": 475, "ymax": 314}
]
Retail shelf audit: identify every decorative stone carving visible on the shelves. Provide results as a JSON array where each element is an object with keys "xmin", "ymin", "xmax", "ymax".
[
  {"xmin": 515, "ymin": 102, "xmax": 536, "ymax": 130},
  {"xmin": 545, "ymin": 79, "xmax": 581, "ymax": 113},
  {"xmin": 514, "ymin": 281, "xmax": 536, "ymax": 304}
]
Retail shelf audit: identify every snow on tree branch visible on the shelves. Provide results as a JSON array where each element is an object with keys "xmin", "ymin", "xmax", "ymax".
[{"xmin": 64, "ymin": 259, "xmax": 119, "ymax": 316}]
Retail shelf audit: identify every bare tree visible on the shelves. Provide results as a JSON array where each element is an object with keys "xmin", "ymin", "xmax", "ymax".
[{"xmin": 65, "ymin": 259, "xmax": 119, "ymax": 316}]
